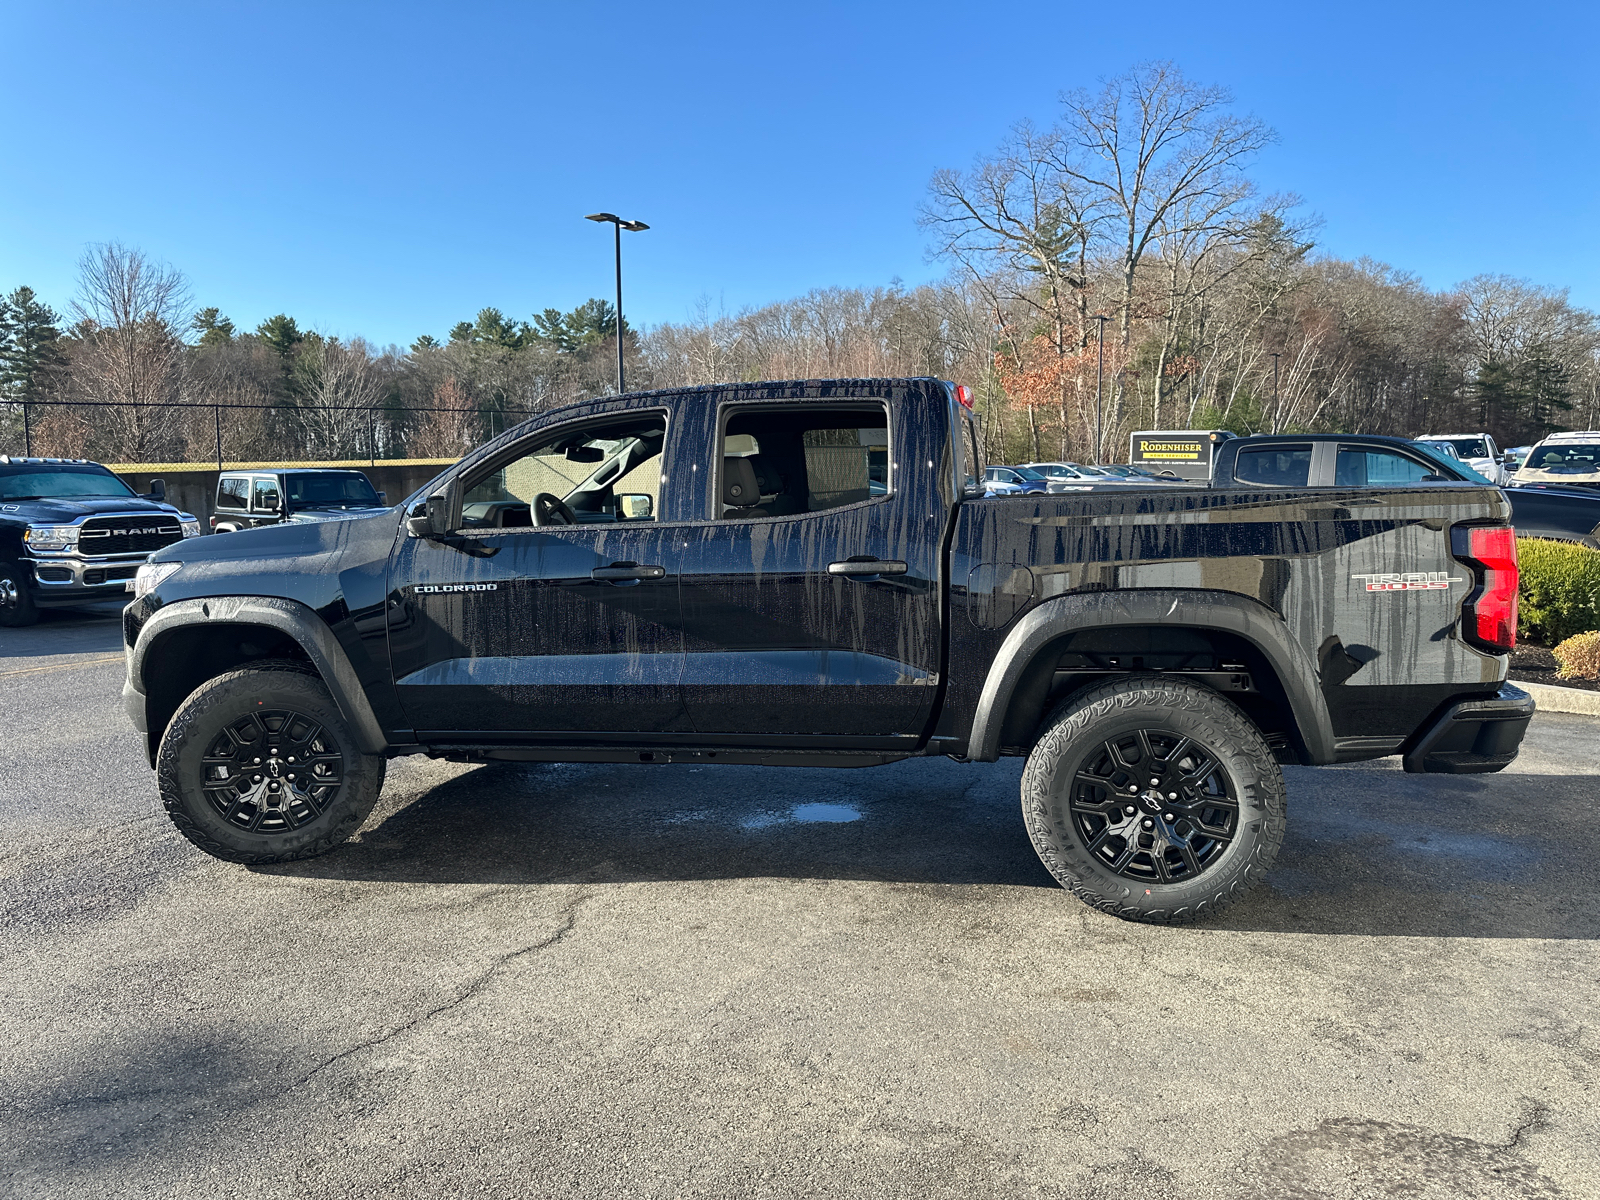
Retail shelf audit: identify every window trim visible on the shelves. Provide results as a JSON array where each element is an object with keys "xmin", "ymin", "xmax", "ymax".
[{"xmin": 711, "ymin": 400, "xmax": 893, "ymax": 524}]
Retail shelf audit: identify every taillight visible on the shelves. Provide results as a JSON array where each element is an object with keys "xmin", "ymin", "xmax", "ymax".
[
  {"xmin": 208, "ymin": 515, "xmax": 218, "ymax": 528},
  {"xmin": 954, "ymin": 384, "xmax": 974, "ymax": 409},
  {"xmin": 1451, "ymin": 524, "xmax": 1518, "ymax": 653}
]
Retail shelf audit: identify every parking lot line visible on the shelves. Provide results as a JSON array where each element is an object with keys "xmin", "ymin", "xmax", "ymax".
[{"xmin": 0, "ymin": 654, "xmax": 125, "ymax": 680}]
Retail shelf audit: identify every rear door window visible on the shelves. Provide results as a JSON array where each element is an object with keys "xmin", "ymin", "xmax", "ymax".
[
  {"xmin": 1234, "ymin": 445, "xmax": 1312, "ymax": 487},
  {"xmin": 251, "ymin": 477, "xmax": 281, "ymax": 512},
  {"xmin": 1336, "ymin": 447, "xmax": 1436, "ymax": 486}
]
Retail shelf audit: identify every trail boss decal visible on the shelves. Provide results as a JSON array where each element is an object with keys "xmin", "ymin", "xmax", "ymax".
[
  {"xmin": 1350, "ymin": 572, "xmax": 1465, "ymax": 592},
  {"xmin": 413, "ymin": 583, "xmax": 499, "ymax": 594}
]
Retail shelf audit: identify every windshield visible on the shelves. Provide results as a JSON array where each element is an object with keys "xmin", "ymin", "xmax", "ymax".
[
  {"xmin": 1071, "ymin": 464, "xmax": 1112, "ymax": 477},
  {"xmin": 1414, "ymin": 443, "xmax": 1494, "ymax": 485},
  {"xmin": 1526, "ymin": 444, "xmax": 1600, "ymax": 473},
  {"xmin": 1427, "ymin": 437, "xmax": 1489, "ymax": 459},
  {"xmin": 0, "ymin": 467, "xmax": 135, "ymax": 501},
  {"xmin": 1031, "ymin": 464, "xmax": 1074, "ymax": 477},
  {"xmin": 284, "ymin": 473, "xmax": 382, "ymax": 506}
]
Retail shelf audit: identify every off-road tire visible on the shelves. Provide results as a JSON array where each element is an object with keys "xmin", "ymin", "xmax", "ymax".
[
  {"xmin": 157, "ymin": 662, "xmax": 385, "ymax": 864},
  {"xmin": 0, "ymin": 560, "xmax": 40, "ymax": 627},
  {"xmin": 1021, "ymin": 675, "xmax": 1286, "ymax": 924}
]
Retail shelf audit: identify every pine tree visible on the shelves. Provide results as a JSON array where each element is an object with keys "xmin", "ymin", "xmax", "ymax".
[
  {"xmin": 191, "ymin": 307, "xmax": 236, "ymax": 348},
  {"xmin": 256, "ymin": 313, "xmax": 304, "ymax": 358},
  {"xmin": 0, "ymin": 286, "xmax": 64, "ymax": 405}
]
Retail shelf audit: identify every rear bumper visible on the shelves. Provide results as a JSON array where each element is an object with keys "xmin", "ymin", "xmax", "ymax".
[{"xmin": 1402, "ymin": 683, "xmax": 1535, "ymax": 774}]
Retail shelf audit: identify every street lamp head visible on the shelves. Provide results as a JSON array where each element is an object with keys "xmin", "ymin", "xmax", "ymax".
[{"xmin": 585, "ymin": 213, "xmax": 649, "ymax": 231}]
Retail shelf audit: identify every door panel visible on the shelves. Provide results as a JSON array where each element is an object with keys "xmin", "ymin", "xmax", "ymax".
[
  {"xmin": 676, "ymin": 402, "xmax": 945, "ymax": 744},
  {"xmin": 387, "ymin": 524, "xmax": 686, "ymax": 736}
]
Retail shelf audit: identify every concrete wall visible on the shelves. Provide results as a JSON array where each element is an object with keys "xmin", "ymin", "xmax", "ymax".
[{"xmin": 108, "ymin": 460, "xmax": 455, "ymax": 525}]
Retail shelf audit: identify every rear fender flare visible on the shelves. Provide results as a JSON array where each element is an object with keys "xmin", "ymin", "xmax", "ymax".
[
  {"xmin": 966, "ymin": 589, "xmax": 1335, "ymax": 764},
  {"xmin": 130, "ymin": 595, "xmax": 388, "ymax": 755}
]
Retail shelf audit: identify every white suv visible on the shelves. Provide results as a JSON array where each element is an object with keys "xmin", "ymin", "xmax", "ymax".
[{"xmin": 1414, "ymin": 434, "xmax": 1508, "ymax": 484}]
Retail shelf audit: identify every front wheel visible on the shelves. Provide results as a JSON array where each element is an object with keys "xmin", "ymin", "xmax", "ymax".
[
  {"xmin": 1021, "ymin": 676, "xmax": 1286, "ymax": 924},
  {"xmin": 157, "ymin": 663, "xmax": 385, "ymax": 864},
  {"xmin": 0, "ymin": 560, "xmax": 40, "ymax": 627}
]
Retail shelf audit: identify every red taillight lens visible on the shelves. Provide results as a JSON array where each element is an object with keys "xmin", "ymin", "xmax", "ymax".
[
  {"xmin": 954, "ymin": 384, "xmax": 973, "ymax": 409},
  {"xmin": 208, "ymin": 515, "xmax": 218, "ymax": 528},
  {"xmin": 1452, "ymin": 525, "xmax": 1518, "ymax": 653}
]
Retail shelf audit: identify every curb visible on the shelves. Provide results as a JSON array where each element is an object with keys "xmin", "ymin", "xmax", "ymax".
[{"xmin": 1521, "ymin": 681, "xmax": 1600, "ymax": 717}]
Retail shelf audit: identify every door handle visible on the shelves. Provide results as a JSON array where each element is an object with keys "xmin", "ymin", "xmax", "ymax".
[
  {"xmin": 827, "ymin": 558, "xmax": 908, "ymax": 577},
  {"xmin": 591, "ymin": 562, "xmax": 667, "ymax": 582}
]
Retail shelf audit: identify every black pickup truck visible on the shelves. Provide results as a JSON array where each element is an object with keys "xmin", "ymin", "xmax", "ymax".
[
  {"xmin": 1, "ymin": 456, "xmax": 199, "ymax": 626},
  {"xmin": 121, "ymin": 379, "xmax": 1533, "ymax": 923}
]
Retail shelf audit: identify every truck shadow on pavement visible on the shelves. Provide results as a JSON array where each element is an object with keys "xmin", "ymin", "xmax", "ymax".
[{"xmin": 265, "ymin": 756, "xmax": 1600, "ymax": 940}]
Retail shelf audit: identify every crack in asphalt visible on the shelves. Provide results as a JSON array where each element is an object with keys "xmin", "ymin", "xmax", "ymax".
[
  {"xmin": 280, "ymin": 889, "xmax": 591, "ymax": 1095},
  {"xmin": 1503, "ymin": 1099, "xmax": 1551, "ymax": 1150}
]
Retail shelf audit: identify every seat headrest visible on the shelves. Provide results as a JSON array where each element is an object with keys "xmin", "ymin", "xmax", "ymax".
[
  {"xmin": 723, "ymin": 456, "xmax": 760, "ymax": 507},
  {"xmin": 747, "ymin": 454, "xmax": 782, "ymax": 494}
]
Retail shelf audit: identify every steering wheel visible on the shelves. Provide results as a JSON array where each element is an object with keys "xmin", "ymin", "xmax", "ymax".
[{"xmin": 531, "ymin": 492, "xmax": 577, "ymax": 526}]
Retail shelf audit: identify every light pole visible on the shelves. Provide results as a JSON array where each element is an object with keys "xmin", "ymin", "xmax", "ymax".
[
  {"xmin": 1092, "ymin": 314, "xmax": 1109, "ymax": 464},
  {"xmin": 1271, "ymin": 352, "xmax": 1281, "ymax": 417},
  {"xmin": 585, "ymin": 212, "xmax": 649, "ymax": 393}
]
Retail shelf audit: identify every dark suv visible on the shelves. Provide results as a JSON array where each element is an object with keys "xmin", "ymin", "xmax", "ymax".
[{"xmin": 211, "ymin": 469, "xmax": 387, "ymax": 533}]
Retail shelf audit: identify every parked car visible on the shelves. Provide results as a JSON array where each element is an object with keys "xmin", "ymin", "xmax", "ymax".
[
  {"xmin": 1509, "ymin": 431, "xmax": 1600, "ymax": 492},
  {"xmin": 211, "ymin": 468, "xmax": 388, "ymax": 533},
  {"xmin": 983, "ymin": 465, "xmax": 1050, "ymax": 494},
  {"xmin": 124, "ymin": 378, "xmax": 1531, "ymax": 926},
  {"xmin": 0, "ymin": 455, "xmax": 201, "ymax": 627},
  {"xmin": 1211, "ymin": 434, "xmax": 1492, "ymax": 488},
  {"xmin": 1502, "ymin": 485, "xmax": 1600, "ymax": 549},
  {"xmin": 1415, "ymin": 433, "xmax": 1509, "ymax": 484},
  {"xmin": 1099, "ymin": 463, "xmax": 1188, "ymax": 482}
]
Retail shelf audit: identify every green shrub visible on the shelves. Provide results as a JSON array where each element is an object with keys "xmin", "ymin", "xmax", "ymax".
[{"xmin": 1517, "ymin": 537, "xmax": 1600, "ymax": 644}]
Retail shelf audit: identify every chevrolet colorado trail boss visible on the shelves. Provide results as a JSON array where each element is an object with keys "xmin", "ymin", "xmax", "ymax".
[
  {"xmin": 1, "ymin": 456, "xmax": 199, "ymax": 626},
  {"xmin": 122, "ymin": 379, "xmax": 1533, "ymax": 923}
]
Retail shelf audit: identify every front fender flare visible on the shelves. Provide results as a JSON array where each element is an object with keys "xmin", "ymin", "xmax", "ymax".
[
  {"xmin": 129, "ymin": 595, "xmax": 388, "ymax": 755},
  {"xmin": 966, "ymin": 589, "xmax": 1336, "ymax": 765}
]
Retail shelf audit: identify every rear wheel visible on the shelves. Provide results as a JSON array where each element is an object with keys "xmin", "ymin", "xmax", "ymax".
[
  {"xmin": 0, "ymin": 560, "xmax": 40, "ymax": 627},
  {"xmin": 157, "ymin": 663, "xmax": 384, "ymax": 864},
  {"xmin": 1021, "ymin": 676, "xmax": 1286, "ymax": 924}
]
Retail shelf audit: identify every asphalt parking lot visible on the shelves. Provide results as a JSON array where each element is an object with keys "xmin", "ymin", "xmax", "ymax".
[{"xmin": 3, "ymin": 606, "xmax": 1598, "ymax": 1199}]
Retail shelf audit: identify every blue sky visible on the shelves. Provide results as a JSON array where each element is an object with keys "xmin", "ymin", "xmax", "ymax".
[{"xmin": 2, "ymin": 1, "xmax": 1596, "ymax": 348}]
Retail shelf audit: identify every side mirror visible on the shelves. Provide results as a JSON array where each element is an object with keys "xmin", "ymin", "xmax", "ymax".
[
  {"xmin": 147, "ymin": 478, "xmax": 166, "ymax": 501},
  {"xmin": 616, "ymin": 493, "xmax": 653, "ymax": 519},
  {"xmin": 406, "ymin": 488, "xmax": 455, "ymax": 538},
  {"xmin": 376, "ymin": 491, "xmax": 387, "ymax": 505},
  {"xmin": 261, "ymin": 493, "xmax": 280, "ymax": 512}
]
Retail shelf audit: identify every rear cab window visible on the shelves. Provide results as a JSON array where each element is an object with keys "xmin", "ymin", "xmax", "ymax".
[
  {"xmin": 715, "ymin": 404, "xmax": 889, "ymax": 520},
  {"xmin": 1234, "ymin": 445, "xmax": 1312, "ymax": 488},
  {"xmin": 216, "ymin": 477, "xmax": 249, "ymax": 509}
]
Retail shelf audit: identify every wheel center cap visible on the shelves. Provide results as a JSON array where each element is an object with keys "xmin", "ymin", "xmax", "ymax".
[
  {"xmin": 1138, "ymin": 788, "xmax": 1165, "ymax": 813},
  {"xmin": 267, "ymin": 758, "xmax": 283, "ymax": 779}
]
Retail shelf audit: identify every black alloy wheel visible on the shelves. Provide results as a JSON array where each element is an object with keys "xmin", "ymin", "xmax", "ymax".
[
  {"xmin": 1069, "ymin": 728, "xmax": 1238, "ymax": 884},
  {"xmin": 1021, "ymin": 675, "xmax": 1286, "ymax": 924},
  {"xmin": 158, "ymin": 662, "xmax": 384, "ymax": 864},
  {"xmin": 200, "ymin": 708, "xmax": 347, "ymax": 834}
]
